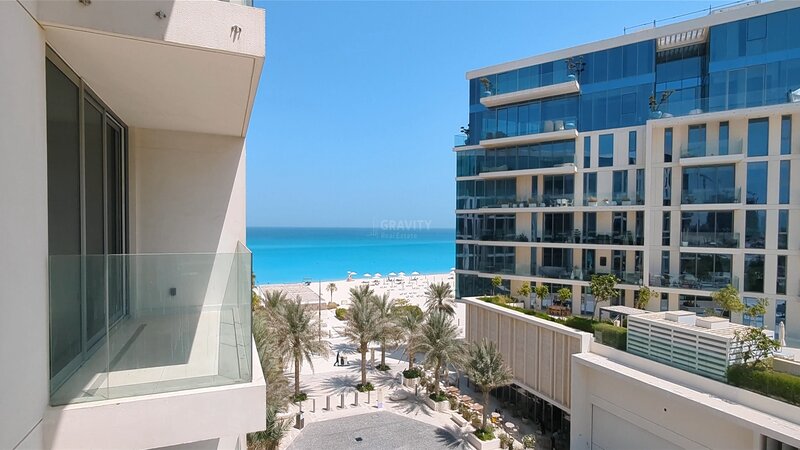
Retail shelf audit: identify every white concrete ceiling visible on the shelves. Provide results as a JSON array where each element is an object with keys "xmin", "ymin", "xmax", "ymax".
[{"xmin": 45, "ymin": 25, "xmax": 261, "ymax": 137}]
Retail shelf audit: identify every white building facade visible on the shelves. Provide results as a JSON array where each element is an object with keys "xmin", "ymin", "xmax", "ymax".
[{"xmin": 1, "ymin": 1, "xmax": 266, "ymax": 448}]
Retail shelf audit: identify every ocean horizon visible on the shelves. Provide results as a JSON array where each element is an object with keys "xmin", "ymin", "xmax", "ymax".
[{"xmin": 247, "ymin": 226, "xmax": 456, "ymax": 284}]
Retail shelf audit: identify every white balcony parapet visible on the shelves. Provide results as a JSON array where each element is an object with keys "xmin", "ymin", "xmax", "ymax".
[
  {"xmin": 480, "ymin": 129, "xmax": 579, "ymax": 148},
  {"xmin": 480, "ymin": 80, "xmax": 580, "ymax": 108}
]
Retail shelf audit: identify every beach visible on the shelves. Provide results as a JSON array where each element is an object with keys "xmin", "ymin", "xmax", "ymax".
[{"xmin": 258, "ymin": 272, "xmax": 456, "ymax": 309}]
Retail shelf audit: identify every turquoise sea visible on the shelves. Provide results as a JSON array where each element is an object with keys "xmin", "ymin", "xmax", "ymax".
[{"xmin": 247, "ymin": 227, "xmax": 455, "ymax": 284}]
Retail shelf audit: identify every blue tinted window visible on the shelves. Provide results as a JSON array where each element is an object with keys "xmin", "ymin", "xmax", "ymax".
[
  {"xmin": 599, "ymin": 134, "xmax": 613, "ymax": 167},
  {"xmin": 719, "ymin": 122, "xmax": 729, "ymax": 155},
  {"xmin": 747, "ymin": 162, "xmax": 768, "ymax": 204},
  {"xmin": 664, "ymin": 128, "xmax": 673, "ymax": 162},
  {"xmin": 613, "ymin": 170, "xmax": 628, "ymax": 202},
  {"xmin": 779, "ymin": 210, "xmax": 789, "ymax": 250},
  {"xmin": 682, "ymin": 165, "xmax": 737, "ymax": 204},
  {"xmin": 781, "ymin": 115, "xmax": 792, "ymax": 155},
  {"xmin": 663, "ymin": 167, "xmax": 671, "ymax": 206},
  {"xmin": 748, "ymin": 118, "xmax": 769, "ymax": 156},
  {"xmin": 583, "ymin": 172, "xmax": 597, "ymax": 199},
  {"xmin": 687, "ymin": 124, "xmax": 706, "ymax": 157},
  {"xmin": 745, "ymin": 210, "xmax": 766, "ymax": 249},
  {"xmin": 744, "ymin": 254, "xmax": 765, "ymax": 293},
  {"xmin": 780, "ymin": 160, "xmax": 790, "ymax": 204},
  {"xmin": 636, "ymin": 169, "xmax": 645, "ymax": 203},
  {"xmin": 628, "ymin": 131, "xmax": 637, "ymax": 164},
  {"xmin": 583, "ymin": 136, "xmax": 591, "ymax": 168}
]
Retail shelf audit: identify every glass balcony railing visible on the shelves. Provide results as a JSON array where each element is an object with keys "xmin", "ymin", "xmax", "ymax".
[
  {"xmin": 478, "ymin": 159, "xmax": 575, "ymax": 175},
  {"xmin": 680, "ymin": 138, "xmax": 743, "ymax": 159},
  {"xmin": 454, "ymin": 134, "xmax": 469, "ymax": 147},
  {"xmin": 468, "ymin": 194, "xmax": 576, "ymax": 209},
  {"xmin": 583, "ymin": 193, "xmax": 644, "ymax": 206},
  {"xmin": 649, "ymin": 94, "xmax": 799, "ymax": 121},
  {"xmin": 610, "ymin": 271, "xmax": 644, "ymax": 285},
  {"xmin": 482, "ymin": 117, "xmax": 577, "ymax": 141},
  {"xmin": 479, "ymin": 72, "xmax": 575, "ymax": 99},
  {"xmin": 680, "ymin": 231, "xmax": 739, "ymax": 248},
  {"xmin": 582, "ymin": 233, "xmax": 643, "ymax": 246},
  {"xmin": 649, "ymin": 273, "xmax": 739, "ymax": 291},
  {"xmin": 537, "ymin": 265, "xmax": 581, "ymax": 280},
  {"xmin": 681, "ymin": 187, "xmax": 740, "ymax": 205},
  {"xmin": 48, "ymin": 244, "xmax": 253, "ymax": 406},
  {"xmin": 219, "ymin": 0, "xmax": 254, "ymax": 6}
]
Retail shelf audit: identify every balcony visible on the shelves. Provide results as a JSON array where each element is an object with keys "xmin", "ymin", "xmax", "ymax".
[
  {"xmin": 480, "ymin": 79, "xmax": 580, "ymax": 108},
  {"xmin": 649, "ymin": 94, "xmax": 800, "ymax": 122},
  {"xmin": 471, "ymin": 193, "xmax": 576, "ymax": 210},
  {"xmin": 48, "ymin": 244, "xmax": 253, "ymax": 406},
  {"xmin": 583, "ymin": 193, "xmax": 645, "ymax": 207},
  {"xmin": 679, "ymin": 139, "xmax": 744, "ymax": 166},
  {"xmin": 480, "ymin": 124, "xmax": 578, "ymax": 148},
  {"xmin": 681, "ymin": 187, "xmax": 740, "ymax": 205},
  {"xmin": 477, "ymin": 263, "xmax": 536, "ymax": 277},
  {"xmin": 454, "ymin": 134, "xmax": 470, "ymax": 147},
  {"xmin": 680, "ymin": 231, "xmax": 739, "ymax": 248},
  {"xmin": 478, "ymin": 163, "xmax": 577, "ymax": 179},
  {"xmin": 649, "ymin": 273, "xmax": 739, "ymax": 291}
]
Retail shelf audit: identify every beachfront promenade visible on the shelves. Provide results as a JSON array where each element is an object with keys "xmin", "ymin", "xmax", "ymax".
[{"xmin": 270, "ymin": 275, "xmax": 543, "ymax": 449}]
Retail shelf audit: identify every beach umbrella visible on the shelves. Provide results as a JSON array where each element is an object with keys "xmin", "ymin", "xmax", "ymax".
[
  {"xmin": 363, "ymin": 273, "xmax": 372, "ymax": 278},
  {"xmin": 388, "ymin": 272, "xmax": 397, "ymax": 277},
  {"xmin": 411, "ymin": 271, "xmax": 420, "ymax": 276},
  {"xmin": 374, "ymin": 273, "xmax": 382, "ymax": 278},
  {"xmin": 450, "ymin": 267, "xmax": 455, "ymax": 271},
  {"xmin": 398, "ymin": 272, "xmax": 406, "ymax": 277}
]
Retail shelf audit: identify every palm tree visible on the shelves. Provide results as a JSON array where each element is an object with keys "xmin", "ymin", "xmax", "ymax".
[
  {"xmin": 396, "ymin": 306, "xmax": 425, "ymax": 370},
  {"xmin": 343, "ymin": 288, "xmax": 383, "ymax": 389},
  {"xmin": 349, "ymin": 284, "xmax": 373, "ymax": 304},
  {"xmin": 466, "ymin": 339, "xmax": 513, "ymax": 431},
  {"xmin": 424, "ymin": 281, "xmax": 455, "ymax": 316},
  {"xmin": 418, "ymin": 311, "xmax": 464, "ymax": 398},
  {"xmin": 247, "ymin": 405, "xmax": 292, "ymax": 450},
  {"xmin": 275, "ymin": 296, "xmax": 330, "ymax": 398},
  {"xmin": 265, "ymin": 289, "xmax": 290, "ymax": 312},
  {"xmin": 372, "ymin": 292, "xmax": 398, "ymax": 370},
  {"xmin": 326, "ymin": 282, "xmax": 337, "ymax": 304}
]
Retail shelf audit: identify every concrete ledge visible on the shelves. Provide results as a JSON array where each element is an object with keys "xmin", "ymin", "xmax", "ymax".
[{"xmin": 422, "ymin": 395, "xmax": 450, "ymax": 413}]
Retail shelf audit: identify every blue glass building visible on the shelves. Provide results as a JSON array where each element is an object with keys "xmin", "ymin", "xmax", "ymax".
[{"xmin": 454, "ymin": 2, "xmax": 799, "ymax": 341}]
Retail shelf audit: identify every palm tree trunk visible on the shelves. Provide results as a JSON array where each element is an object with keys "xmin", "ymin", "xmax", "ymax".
[
  {"xmin": 381, "ymin": 339, "xmax": 386, "ymax": 368},
  {"xmin": 294, "ymin": 357, "xmax": 300, "ymax": 397},
  {"xmin": 482, "ymin": 388, "xmax": 489, "ymax": 430},
  {"xmin": 360, "ymin": 346, "xmax": 367, "ymax": 386},
  {"xmin": 407, "ymin": 341, "xmax": 414, "ymax": 370},
  {"xmin": 434, "ymin": 361, "xmax": 441, "ymax": 395}
]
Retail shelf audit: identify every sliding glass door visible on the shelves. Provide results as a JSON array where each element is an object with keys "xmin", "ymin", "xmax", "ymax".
[{"xmin": 47, "ymin": 48, "xmax": 128, "ymax": 393}]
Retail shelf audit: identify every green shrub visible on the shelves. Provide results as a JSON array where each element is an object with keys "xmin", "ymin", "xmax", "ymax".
[
  {"xmin": 335, "ymin": 307, "xmax": 347, "ymax": 320},
  {"xmin": 728, "ymin": 364, "xmax": 800, "ymax": 406},
  {"xmin": 291, "ymin": 392, "xmax": 307, "ymax": 403},
  {"xmin": 326, "ymin": 301, "xmax": 338, "ymax": 310},
  {"xmin": 429, "ymin": 392, "xmax": 448, "ymax": 402},
  {"xmin": 356, "ymin": 382, "xmax": 374, "ymax": 392},
  {"xmin": 402, "ymin": 367, "xmax": 423, "ymax": 379},
  {"xmin": 563, "ymin": 316, "xmax": 595, "ymax": 333},
  {"xmin": 376, "ymin": 363, "xmax": 390, "ymax": 371},
  {"xmin": 474, "ymin": 425, "xmax": 496, "ymax": 441},
  {"xmin": 593, "ymin": 322, "xmax": 627, "ymax": 350}
]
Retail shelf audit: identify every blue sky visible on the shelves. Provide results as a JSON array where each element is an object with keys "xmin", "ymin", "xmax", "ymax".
[{"xmin": 246, "ymin": 0, "xmax": 729, "ymax": 228}]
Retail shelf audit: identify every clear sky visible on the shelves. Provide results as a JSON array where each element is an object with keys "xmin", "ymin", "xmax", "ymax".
[{"xmin": 246, "ymin": 0, "xmax": 730, "ymax": 228}]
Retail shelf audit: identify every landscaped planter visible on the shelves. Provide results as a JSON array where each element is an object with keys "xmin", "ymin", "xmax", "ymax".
[
  {"xmin": 466, "ymin": 432, "xmax": 501, "ymax": 450},
  {"xmin": 451, "ymin": 412, "xmax": 469, "ymax": 427},
  {"xmin": 401, "ymin": 374, "xmax": 419, "ymax": 388},
  {"xmin": 423, "ymin": 395, "xmax": 450, "ymax": 412}
]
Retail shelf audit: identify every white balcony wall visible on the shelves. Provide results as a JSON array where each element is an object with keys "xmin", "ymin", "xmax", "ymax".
[{"xmin": 0, "ymin": 3, "xmax": 49, "ymax": 449}]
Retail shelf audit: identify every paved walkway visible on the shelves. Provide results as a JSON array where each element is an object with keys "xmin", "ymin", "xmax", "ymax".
[{"xmin": 287, "ymin": 411, "xmax": 463, "ymax": 450}]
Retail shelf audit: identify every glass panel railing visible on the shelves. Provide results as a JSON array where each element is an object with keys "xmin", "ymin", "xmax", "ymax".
[
  {"xmin": 681, "ymin": 187, "xmax": 740, "ymax": 205},
  {"xmin": 482, "ymin": 117, "xmax": 577, "ymax": 141},
  {"xmin": 454, "ymin": 134, "xmax": 469, "ymax": 147},
  {"xmin": 480, "ymin": 72, "xmax": 575, "ymax": 98},
  {"xmin": 582, "ymin": 233, "xmax": 643, "ymax": 246},
  {"xmin": 583, "ymin": 193, "xmax": 644, "ymax": 206},
  {"xmin": 218, "ymin": 0, "xmax": 254, "ymax": 6},
  {"xmin": 49, "ymin": 246, "xmax": 253, "ymax": 406},
  {"xmin": 648, "ymin": 273, "xmax": 738, "ymax": 291},
  {"xmin": 680, "ymin": 138, "xmax": 743, "ymax": 159},
  {"xmin": 466, "ymin": 194, "xmax": 576, "ymax": 209},
  {"xmin": 537, "ymin": 265, "xmax": 580, "ymax": 280},
  {"xmin": 680, "ymin": 231, "xmax": 739, "ymax": 248},
  {"xmin": 649, "ymin": 94, "xmax": 798, "ymax": 121},
  {"xmin": 479, "ymin": 159, "xmax": 575, "ymax": 175}
]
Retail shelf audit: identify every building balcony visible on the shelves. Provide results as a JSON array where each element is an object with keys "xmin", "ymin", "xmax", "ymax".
[
  {"xmin": 679, "ymin": 139, "xmax": 744, "ymax": 165},
  {"xmin": 649, "ymin": 273, "xmax": 739, "ymax": 291},
  {"xmin": 464, "ymin": 193, "xmax": 576, "ymax": 210},
  {"xmin": 480, "ymin": 79, "xmax": 580, "ymax": 108},
  {"xmin": 680, "ymin": 231, "xmax": 739, "ymax": 248},
  {"xmin": 477, "ymin": 163, "xmax": 577, "ymax": 179},
  {"xmin": 476, "ymin": 263, "xmax": 536, "ymax": 277},
  {"xmin": 48, "ymin": 244, "xmax": 253, "ymax": 407},
  {"xmin": 480, "ymin": 127, "xmax": 578, "ymax": 148},
  {"xmin": 583, "ymin": 193, "xmax": 645, "ymax": 207},
  {"xmin": 648, "ymin": 94, "xmax": 800, "ymax": 123},
  {"xmin": 681, "ymin": 187, "xmax": 740, "ymax": 205}
]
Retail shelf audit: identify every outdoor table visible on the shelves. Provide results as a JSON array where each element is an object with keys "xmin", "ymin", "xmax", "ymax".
[{"xmin": 504, "ymin": 422, "xmax": 516, "ymax": 431}]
